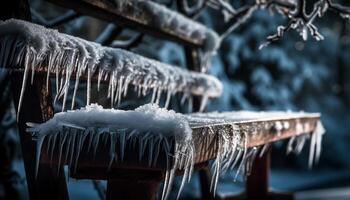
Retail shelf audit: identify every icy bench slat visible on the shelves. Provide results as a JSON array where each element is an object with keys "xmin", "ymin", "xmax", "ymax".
[
  {"xmin": 0, "ymin": 19, "xmax": 222, "ymax": 115},
  {"xmin": 46, "ymin": 0, "xmax": 220, "ymax": 51},
  {"xmin": 30, "ymin": 105, "xmax": 323, "ymax": 199},
  {"xmin": 188, "ymin": 111, "xmax": 320, "ymax": 163},
  {"xmin": 37, "ymin": 110, "xmax": 321, "ymax": 169}
]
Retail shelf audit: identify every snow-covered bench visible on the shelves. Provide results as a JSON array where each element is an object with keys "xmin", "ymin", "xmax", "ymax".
[
  {"xmin": 45, "ymin": 0, "xmax": 220, "ymax": 72},
  {"xmin": 1, "ymin": 1, "xmax": 324, "ymax": 200},
  {"xmin": 28, "ymin": 104, "xmax": 323, "ymax": 200}
]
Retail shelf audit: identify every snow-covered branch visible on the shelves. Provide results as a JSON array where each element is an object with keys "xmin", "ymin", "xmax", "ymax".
[{"xmin": 260, "ymin": 0, "xmax": 350, "ymax": 48}]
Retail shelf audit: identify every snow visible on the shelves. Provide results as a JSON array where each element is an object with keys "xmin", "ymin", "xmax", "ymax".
[
  {"xmin": 185, "ymin": 111, "xmax": 325, "ymax": 193},
  {"xmin": 110, "ymin": 0, "xmax": 221, "ymax": 72},
  {"xmin": 0, "ymin": 19, "xmax": 222, "ymax": 117},
  {"xmin": 26, "ymin": 104, "xmax": 324, "ymax": 199},
  {"xmin": 26, "ymin": 103, "xmax": 194, "ymax": 200}
]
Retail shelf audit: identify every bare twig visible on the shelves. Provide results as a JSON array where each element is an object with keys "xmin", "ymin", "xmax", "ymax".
[
  {"xmin": 220, "ymin": 5, "xmax": 258, "ymax": 40},
  {"xmin": 95, "ymin": 24, "xmax": 123, "ymax": 46},
  {"xmin": 110, "ymin": 33, "xmax": 144, "ymax": 49},
  {"xmin": 177, "ymin": 0, "xmax": 207, "ymax": 18},
  {"xmin": 31, "ymin": 9, "xmax": 81, "ymax": 28},
  {"xmin": 259, "ymin": 0, "xmax": 337, "ymax": 48}
]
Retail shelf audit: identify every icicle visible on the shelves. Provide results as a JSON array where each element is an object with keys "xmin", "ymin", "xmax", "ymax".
[
  {"xmin": 71, "ymin": 63, "xmax": 81, "ymax": 110},
  {"xmin": 110, "ymin": 74, "xmax": 115, "ymax": 107},
  {"xmin": 150, "ymin": 87, "xmax": 157, "ymax": 104},
  {"xmin": 188, "ymin": 96, "xmax": 193, "ymax": 113},
  {"xmin": 87, "ymin": 67, "xmax": 91, "ymax": 105},
  {"xmin": 117, "ymin": 76, "xmax": 123, "ymax": 107},
  {"xmin": 61, "ymin": 60, "xmax": 72, "ymax": 111},
  {"xmin": 286, "ymin": 136, "xmax": 296, "ymax": 155},
  {"xmin": 49, "ymin": 132, "xmax": 58, "ymax": 165},
  {"xmin": 119, "ymin": 130, "xmax": 126, "ymax": 161},
  {"xmin": 308, "ymin": 129, "xmax": 317, "ymax": 169},
  {"xmin": 35, "ymin": 135, "xmax": 46, "ymax": 178},
  {"xmin": 180, "ymin": 93, "xmax": 188, "ymax": 106},
  {"xmin": 314, "ymin": 121, "xmax": 325, "ymax": 164},
  {"xmin": 1, "ymin": 20, "xmax": 222, "ymax": 117},
  {"xmin": 164, "ymin": 90, "xmax": 172, "ymax": 109},
  {"xmin": 234, "ymin": 132, "xmax": 248, "ymax": 181},
  {"xmin": 148, "ymin": 137, "xmax": 154, "ymax": 166},
  {"xmin": 57, "ymin": 131, "xmax": 68, "ymax": 174},
  {"xmin": 155, "ymin": 88, "xmax": 162, "ymax": 105},
  {"xmin": 17, "ymin": 47, "xmax": 31, "ymax": 121}
]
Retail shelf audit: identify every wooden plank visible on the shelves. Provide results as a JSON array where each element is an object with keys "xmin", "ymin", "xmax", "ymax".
[
  {"xmin": 1, "ymin": 0, "xmax": 69, "ymax": 199},
  {"xmin": 45, "ymin": 0, "xmax": 212, "ymax": 48},
  {"xmin": 11, "ymin": 72, "xmax": 69, "ymax": 200},
  {"xmin": 38, "ymin": 112, "xmax": 320, "ymax": 179}
]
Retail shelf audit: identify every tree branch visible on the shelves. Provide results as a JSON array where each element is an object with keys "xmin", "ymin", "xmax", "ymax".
[
  {"xmin": 31, "ymin": 9, "xmax": 80, "ymax": 28},
  {"xmin": 110, "ymin": 33, "xmax": 144, "ymax": 49}
]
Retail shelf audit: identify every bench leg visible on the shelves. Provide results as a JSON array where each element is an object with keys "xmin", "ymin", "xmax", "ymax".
[
  {"xmin": 11, "ymin": 73, "xmax": 69, "ymax": 200},
  {"xmin": 218, "ymin": 148, "xmax": 293, "ymax": 200},
  {"xmin": 245, "ymin": 148, "xmax": 293, "ymax": 200},
  {"xmin": 246, "ymin": 148, "xmax": 270, "ymax": 200},
  {"xmin": 106, "ymin": 179, "xmax": 160, "ymax": 200},
  {"xmin": 199, "ymin": 166, "xmax": 215, "ymax": 200}
]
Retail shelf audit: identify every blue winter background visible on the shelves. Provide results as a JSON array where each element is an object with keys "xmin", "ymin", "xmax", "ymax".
[{"xmin": 1, "ymin": 0, "xmax": 350, "ymax": 199}]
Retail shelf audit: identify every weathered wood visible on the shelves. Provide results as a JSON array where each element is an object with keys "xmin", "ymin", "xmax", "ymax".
[
  {"xmin": 106, "ymin": 179, "xmax": 160, "ymax": 200},
  {"xmin": 219, "ymin": 148, "xmax": 294, "ymax": 200},
  {"xmin": 199, "ymin": 165, "xmax": 215, "ymax": 200},
  {"xmin": 38, "ymin": 112, "xmax": 319, "ymax": 172},
  {"xmin": 11, "ymin": 73, "xmax": 69, "ymax": 200},
  {"xmin": 45, "ymin": 0, "xmax": 210, "ymax": 48},
  {"xmin": 246, "ymin": 148, "xmax": 270, "ymax": 200},
  {"xmin": 1, "ymin": 0, "xmax": 69, "ymax": 199}
]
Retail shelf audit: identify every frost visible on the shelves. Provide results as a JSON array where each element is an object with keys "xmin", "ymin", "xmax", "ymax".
[
  {"xmin": 26, "ymin": 103, "xmax": 194, "ymax": 200},
  {"xmin": 186, "ymin": 111, "xmax": 325, "ymax": 193},
  {"xmin": 0, "ymin": 19, "xmax": 222, "ymax": 117},
  {"xmin": 27, "ymin": 105, "xmax": 325, "ymax": 198},
  {"xmin": 110, "ymin": 0, "xmax": 220, "ymax": 72}
]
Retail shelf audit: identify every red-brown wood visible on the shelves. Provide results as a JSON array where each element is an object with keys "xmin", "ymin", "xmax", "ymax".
[
  {"xmin": 11, "ymin": 72, "xmax": 69, "ymax": 200},
  {"xmin": 46, "ymin": 0, "xmax": 205, "ymax": 48},
  {"xmin": 106, "ymin": 179, "xmax": 160, "ymax": 200},
  {"xmin": 1, "ymin": 0, "xmax": 69, "ymax": 199},
  {"xmin": 246, "ymin": 148, "xmax": 270, "ymax": 200}
]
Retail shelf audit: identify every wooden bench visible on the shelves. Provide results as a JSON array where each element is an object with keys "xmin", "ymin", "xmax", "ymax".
[
  {"xmin": 37, "ymin": 111, "xmax": 320, "ymax": 200},
  {"xmin": 1, "ymin": 0, "xmax": 323, "ymax": 200}
]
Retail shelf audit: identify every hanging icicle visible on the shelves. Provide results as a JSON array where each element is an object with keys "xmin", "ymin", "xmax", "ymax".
[
  {"xmin": 186, "ymin": 110, "xmax": 325, "ymax": 193},
  {"xmin": 26, "ymin": 103, "xmax": 194, "ymax": 200},
  {"xmin": 0, "ymin": 19, "xmax": 222, "ymax": 117},
  {"xmin": 27, "ymin": 105, "xmax": 325, "ymax": 199}
]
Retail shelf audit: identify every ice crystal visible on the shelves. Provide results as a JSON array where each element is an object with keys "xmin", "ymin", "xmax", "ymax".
[
  {"xmin": 27, "ymin": 103, "xmax": 194, "ymax": 200},
  {"xmin": 110, "ymin": 0, "xmax": 221, "ymax": 72},
  {"xmin": 0, "ymin": 19, "xmax": 222, "ymax": 117}
]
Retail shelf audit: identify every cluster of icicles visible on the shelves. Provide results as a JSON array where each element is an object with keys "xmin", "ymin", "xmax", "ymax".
[
  {"xmin": 26, "ymin": 104, "xmax": 325, "ymax": 200},
  {"xmin": 0, "ymin": 19, "xmax": 222, "ymax": 117}
]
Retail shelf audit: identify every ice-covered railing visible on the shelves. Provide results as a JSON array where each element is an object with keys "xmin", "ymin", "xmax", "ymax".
[
  {"xmin": 0, "ymin": 19, "xmax": 222, "ymax": 116},
  {"xmin": 26, "ymin": 104, "xmax": 324, "ymax": 199},
  {"xmin": 47, "ymin": 0, "xmax": 221, "ymax": 72}
]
